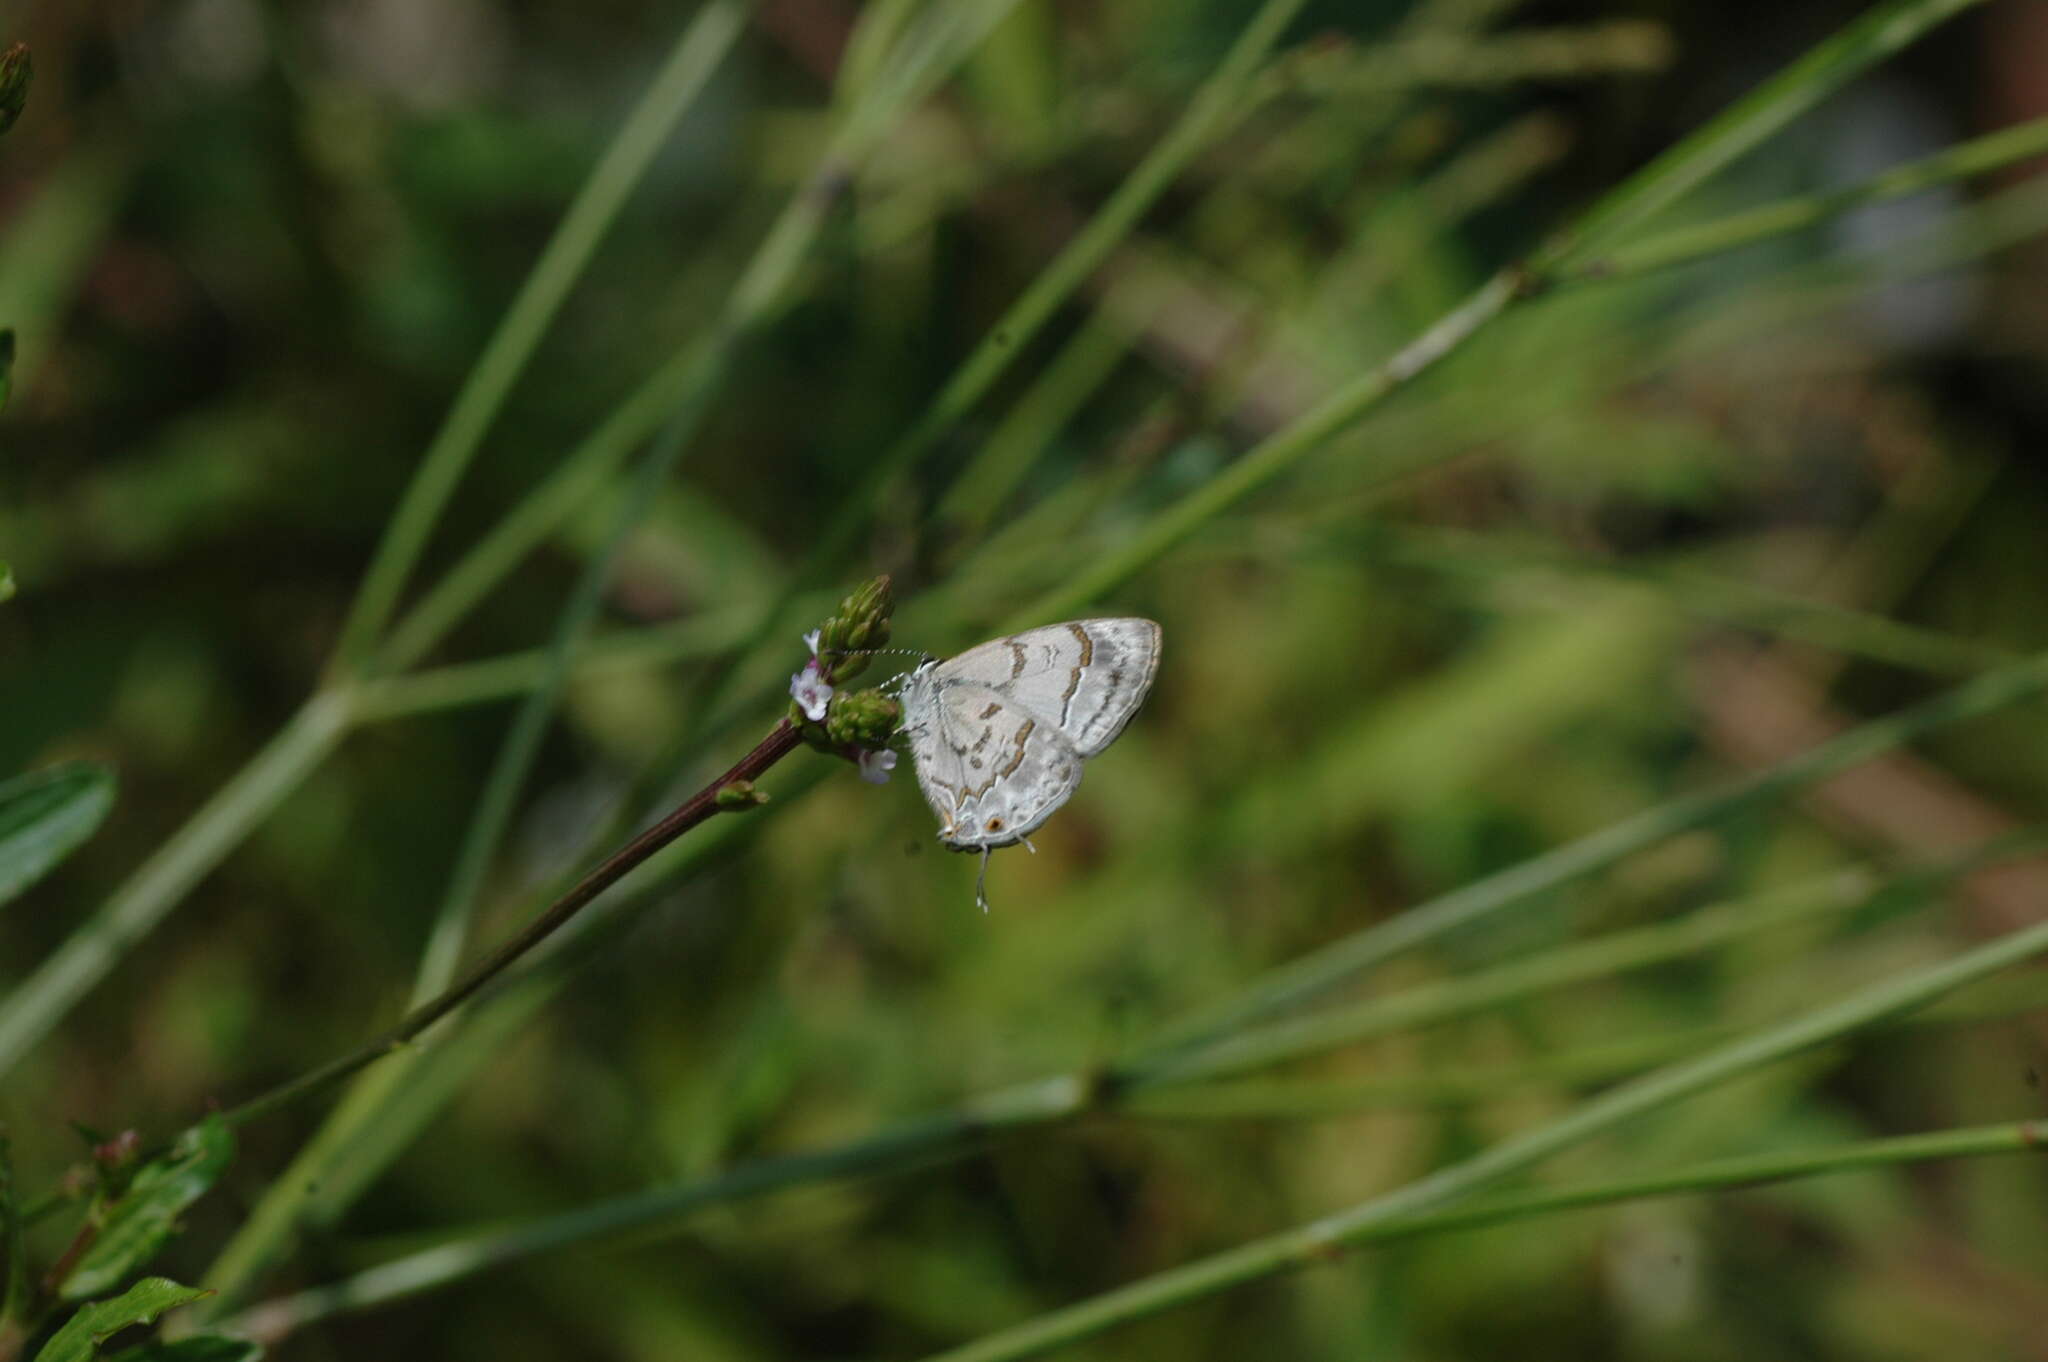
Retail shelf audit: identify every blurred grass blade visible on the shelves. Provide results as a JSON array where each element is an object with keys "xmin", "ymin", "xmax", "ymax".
[
  {"xmin": 1536, "ymin": 0, "xmax": 1990, "ymax": 269},
  {"xmin": 216, "ymin": 1076, "xmax": 1091, "ymax": 1344},
  {"xmin": 1338, "ymin": 1119, "xmax": 2048, "ymax": 1247},
  {"xmin": 1137, "ymin": 865, "xmax": 1889, "ymax": 1087},
  {"xmin": 60, "ymin": 1118, "xmax": 234, "ymax": 1302},
  {"xmin": 331, "ymin": 0, "xmax": 747, "ymax": 672},
  {"xmin": 596, "ymin": 0, "xmax": 1315, "ymax": 740},
  {"xmin": 0, "ymin": 329, "xmax": 14, "ymax": 415},
  {"xmin": 1013, "ymin": 0, "xmax": 1993, "ymax": 627},
  {"xmin": 921, "ymin": 911, "xmax": 2048, "ymax": 1362},
  {"xmin": 35, "ymin": 1279, "xmax": 212, "ymax": 1362},
  {"xmin": 1367, "ymin": 524, "xmax": 2011, "ymax": 676},
  {"xmin": 375, "ymin": 0, "xmax": 1036, "ymax": 674},
  {"xmin": 1570, "ymin": 112, "xmax": 2048, "ymax": 283},
  {"xmin": 1139, "ymin": 648, "xmax": 2048, "ymax": 1061},
  {"xmin": 200, "ymin": 0, "xmax": 1039, "ymax": 1318},
  {"xmin": 0, "ymin": 693, "xmax": 352, "ymax": 1079},
  {"xmin": 105, "ymin": 1338, "xmax": 263, "ymax": 1362},
  {"xmin": 0, "ymin": 763, "xmax": 114, "ymax": 911},
  {"xmin": 1006, "ymin": 266, "xmax": 1517, "ymax": 620}
]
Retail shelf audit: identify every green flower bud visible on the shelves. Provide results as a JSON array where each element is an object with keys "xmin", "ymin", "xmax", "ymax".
[
  {"xmin": 808, "ymin": 574, "xmax": 895, "ymax": 683},
  {"xmin": 825, "ymin": 688, "xmax": 901, "ymax": 749}
]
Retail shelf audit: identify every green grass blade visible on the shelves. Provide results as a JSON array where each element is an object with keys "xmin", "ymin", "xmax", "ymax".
[
  {"xmin": 1138, "ymin": 648, "xmax": 2048, "ymax": 1062},
  {"xmin": 218, "ymin": 1075, "xmax": 1089, "ymax": 1343},
  {"xmin": 1535, "ymin": 0, "xmax": 1991, "ymax": 269},
  {"xmin": 330, "ymin": 0, "xmax": 747, "ymax": 671},
  {"xmin": 201, "ymin": 2, "xmax": 1037, "ymax": 1314},
  {"xmin": 672, "ymin": 0, "xmax": 1315, "ymax": 730},
  {"xmin": 1568, "ymin": 113, "xmax": 2048, "ymax": 283},
  {"xmin": 919, "ymin": 911, "xmax": 2048, "ymax": 1362}
]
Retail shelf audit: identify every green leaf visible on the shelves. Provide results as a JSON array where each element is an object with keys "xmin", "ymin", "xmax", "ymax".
[
  {"xmin": 0, "ymin": 556, "xmax": 14, "ymax": 601},
  {"xmin": 106, "ymin": 1336, "xmax": 263, "ymax": 1362},
  {"xmin": 33, "ymin": 1279, "xmax": 211, "ymax": 1362},
  {"xmin": 0, "ymin": 44, "xmax": 27, "ymax": 136},
  {"xmin": 0, "ymin": 764, "xmax": 115, "ymax": 911},
  {"xmin": 59, "ymin": 1120, "xmax": 234, "ymax": 1302}
]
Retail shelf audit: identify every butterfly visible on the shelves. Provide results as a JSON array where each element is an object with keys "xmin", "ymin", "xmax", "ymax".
[{"xmin": 895, "ymin": 618, "xmax": 1161, "ymax": 908}]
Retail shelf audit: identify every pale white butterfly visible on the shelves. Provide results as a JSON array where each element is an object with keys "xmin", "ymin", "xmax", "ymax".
[{"xmin": 893, "ymin": 618, "xmax": 1161, "ymax": 909}]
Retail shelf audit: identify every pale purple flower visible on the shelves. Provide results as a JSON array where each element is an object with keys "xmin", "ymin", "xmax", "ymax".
[
  {"xmin": 857, "ymin": 747, "xmax": 897, "ymax": 785},
  {"xmin": 790, "ymin": 659, "xmax": 832, "ymax": 721}
]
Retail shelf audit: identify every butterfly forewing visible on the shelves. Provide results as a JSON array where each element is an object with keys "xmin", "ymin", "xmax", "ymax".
[{"xmin": 936, "ymin": 619, "xmax": 1161, "ymax": 756}]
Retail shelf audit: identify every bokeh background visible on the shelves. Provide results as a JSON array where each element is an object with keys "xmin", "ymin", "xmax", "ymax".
[{"xmin": 7, "ymin": 0, "xmax": 2048, "ymax": 1358}]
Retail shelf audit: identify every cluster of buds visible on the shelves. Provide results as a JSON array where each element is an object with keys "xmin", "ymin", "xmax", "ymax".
[{"xmin": 789, "ymin": 576, "xmax": 903, "ymax": 784}]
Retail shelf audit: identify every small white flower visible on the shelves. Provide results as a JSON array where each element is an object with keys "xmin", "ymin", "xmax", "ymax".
[
  {"xmin": 790, "ymin": 659, "xmax": 832, "ymax": 721},
  {"xmin": 802, "ymin": 628, "xmax": 822, "ymax": 657},
  {"xmin": 857, "ymin": 748, "xmax": 897, "ymax": 785}
]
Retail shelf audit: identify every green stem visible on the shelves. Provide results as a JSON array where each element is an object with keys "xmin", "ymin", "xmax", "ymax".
[
  {"xmin": 0, "ymin": 692, "xmax": 354, "ymax": 1079},
  {"xmin": 213, "ymin": 722, "xmax": 802, "ymax": 1133},
  {"xmin": 372, "ymin": 343, "xmax": 722, "ymax": 675},
  {"xmin": 216, "ymin": 949, "xmax": 2048, "ymax": 1344},
  {"xmin": 1532, "ymin": 0, "xmax": 1991, "ymax": 270},
  {"xmin": 329, "ymin": 1, "xmax": 747, "ymax": 672},
  {"xmin": 353, "ymin": 609, "xmax": 757, "ymax": 722},
  {"xmin": 1136, "ymin": 868, "xmax": 1875, "ymax": 1087},
  {"xmin": 1359, "ymin": 524, "xmax": 2013, "ymax": 677},
  {"xmin": 203, "ymin": 340, "xmax": 735, "ymax": 1320},
  {"xmin": 1362, "ymin": 1119, "xmax": 2048, "ymax": 1239},
  {"xmin": 918, "ymin": 912, "xmax": 2048, "ymax": 1362},
  {"xmin": 1134, "ymin": 648, "xmax": 2048, "ymax": 1064},
  {"xmin": 202, "ymin": 5, "xmax": 1034, "ymax": 1303},
  {"xmin": 1008, "ymin": 0, "xmax": 1994, "ymax": 629},
  {"xmin": 684, "ymin": 0, "xmax": 1314, "ymax": 742},
  {"xmin": 1138, "ymin": 834, "xmax": 2048, "ymax": 1088},
  {"xmin": 1565, "ymin": 113, "xmax": 2048, "ymax": 284},
  {"xmin": 1008, "ymin": 269, "xmax": 1524, "ymax": 627},
  {"xmin": 376, "ymin": 0, "xmax": 1032, "ymax": 676},
  {"xmin": 218, "ymin": 1074, "xmax": 1092, "ymax": 1345}
]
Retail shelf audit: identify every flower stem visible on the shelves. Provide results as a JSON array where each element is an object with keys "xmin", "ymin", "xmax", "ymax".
[{"xmin": 215, "ymin": 722, "xmax": 803, "ymax": 1131}]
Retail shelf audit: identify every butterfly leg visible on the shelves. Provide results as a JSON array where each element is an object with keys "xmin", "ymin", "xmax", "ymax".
[{"xmin": 975, "ymin": 846, "xmax": 993, "ymax": 913}]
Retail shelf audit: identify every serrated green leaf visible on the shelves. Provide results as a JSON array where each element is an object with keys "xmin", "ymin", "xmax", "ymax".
[
  {"xmin": 106, "ymin": 1335, "xmax": 263, "ymax": 1362},
  {"xmin": 33, "ymin": 1279, "xmax": 211, "ymax": 1362},
  {"xmin": 59, "ymin": 1120, "xmax": 233, "ymax": 1302},
  {"xmin": 0, "ymin": 764, "xmax": 115, "ymax": 911}
]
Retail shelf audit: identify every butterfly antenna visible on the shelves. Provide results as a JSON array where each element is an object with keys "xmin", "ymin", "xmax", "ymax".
[{"xmin": 975, "ymin": 847, "xmax": 993, "ymax": 914}]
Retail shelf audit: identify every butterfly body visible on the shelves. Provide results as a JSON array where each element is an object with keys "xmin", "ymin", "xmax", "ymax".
[{"xmin": 898, "ymin": 618, "xmax": 1161, "ymax": 852}]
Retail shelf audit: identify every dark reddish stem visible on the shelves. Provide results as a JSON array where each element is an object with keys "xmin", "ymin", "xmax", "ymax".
[{"xmin": 220, "ymin": 721, "xmax": 805, "ymax": 1129}]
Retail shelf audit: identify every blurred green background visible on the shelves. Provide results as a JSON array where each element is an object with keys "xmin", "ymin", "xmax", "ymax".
[{"xmin": 7, "ymin": 0, "xmax": 2048, "ymax": 1358}]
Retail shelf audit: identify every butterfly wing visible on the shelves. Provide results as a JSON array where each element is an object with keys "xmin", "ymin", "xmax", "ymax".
[
  {"xmin": 937, "ymin": 618, "xmax": 1161, "ymax": 757},
  {"xmin": 913, "ymin": 680, "xmax": 1083, "ymax": 850}
]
